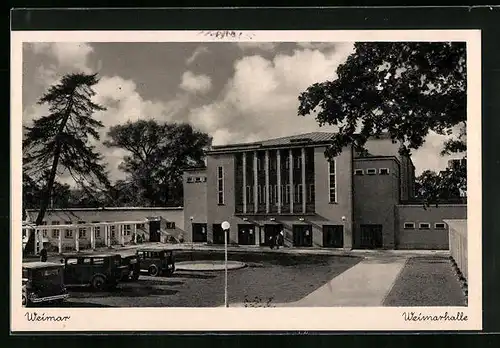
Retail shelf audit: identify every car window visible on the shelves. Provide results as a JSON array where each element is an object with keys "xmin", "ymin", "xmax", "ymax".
[
  {"xmin": 93, "ymin": 258, "xmax": 104, "ymax": 265},
  {"xmin": 137, "ymin": 251, "xmax": 144, "ymax": 259},
  {"xmin": 82, "ymin": 258, "xmax": 91, "ymax": 264},
  {"xmin": 66, "ymin": 258, "xmax": 78, "ymax": 265}
]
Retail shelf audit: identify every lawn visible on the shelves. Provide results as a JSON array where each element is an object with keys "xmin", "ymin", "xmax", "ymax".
[
  {"xmin": 383, "ymin": 256, "xmax": 466, "ymax": 307},
  {"xmin": 63, "ymin": 251, "xmax": 362, "ymax": 307}
]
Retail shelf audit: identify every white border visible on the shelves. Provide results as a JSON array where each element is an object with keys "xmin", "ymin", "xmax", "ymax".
[{"xmin": 11, "ymin": 29, "xmax": 482, "ymax": 332}]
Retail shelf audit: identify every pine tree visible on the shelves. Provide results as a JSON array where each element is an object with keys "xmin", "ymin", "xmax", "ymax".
[{"xmin": 22, "ymin": 73, "xmax": 110, "ymax": 254}]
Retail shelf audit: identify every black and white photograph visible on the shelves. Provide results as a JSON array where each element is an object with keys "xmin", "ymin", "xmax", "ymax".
[{"xmin": 11, "ymin": 29, "xmax": 482, "ymax": 331}]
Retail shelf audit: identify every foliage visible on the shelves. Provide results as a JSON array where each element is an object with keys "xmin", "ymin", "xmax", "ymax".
[
  {"xmin": 22, "ymin": 73, "xmax": 110, "ymax": 254},
  {"xmin": 298, "ymin": 42, "xmax": 467, "ymax": 204},
  {"xmin": 104, "ymin": 120, "xmax": 212, "ymax": 206}
]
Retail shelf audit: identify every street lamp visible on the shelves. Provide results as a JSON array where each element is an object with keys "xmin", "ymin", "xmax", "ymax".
[{"xmin": 221, "ymin": 220, "xmax": 230, "ymax": 308}]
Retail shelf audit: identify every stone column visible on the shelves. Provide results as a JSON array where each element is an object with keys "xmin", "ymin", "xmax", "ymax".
[
  {"xmin": 133, "ymin": 224, "xmax": 138, "ymax": 244},
  {"xmin": 120, "ymin": 224, "xmax": 125, "ymax": 245},
  {"xmin": 277, "ymin": 150, "xmax": 281, "ymax": 214},
  {"xmin": 58, "ymin": 227, "xmax": 63, "ymax": 254},
  {"xmin": 75, "ymin": 226, "xmax": 79, "ymax": 252},
  {"xmin": 90, "ymin": 226, "xmax": 95, "ymax": 250},
  {"xmin": 253, "ymin": 151, "xmax": 258, "ymax": 213},
  {"xmin": 265, "ymin": 150, "xmax": 270, "ymax": 214},
  {"xmin": 242, "ymin": 153, "xmax": 247, "ymax": 214},
  {"xmin": 301, "ymin": 147, "xmax": 307, "ymax": 214},
  {"xmin": 289, "ymin": 149, "xmax": 294, "ymax": 213}
]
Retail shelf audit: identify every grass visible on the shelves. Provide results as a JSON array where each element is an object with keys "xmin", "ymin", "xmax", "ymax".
[{"xmin": 383, "ymin": 256, "xmax": 466, "ymax": 307}]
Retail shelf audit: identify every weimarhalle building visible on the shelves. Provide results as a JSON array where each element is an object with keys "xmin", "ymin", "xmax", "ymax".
[{"xmin": 183, "ymin": 132, "xmax": 466, "ymax": 249}]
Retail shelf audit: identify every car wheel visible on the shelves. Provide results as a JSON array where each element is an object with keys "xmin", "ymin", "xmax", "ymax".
[
  {"xmin": 91, "ymin": 275, "xmax": 106, "ymax": 291},
  {"xmin": 148, "ymin": 264, "xmax": 159, "ymax": 277}
]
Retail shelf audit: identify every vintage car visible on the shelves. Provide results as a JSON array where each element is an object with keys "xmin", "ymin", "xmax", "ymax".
[
  {"xmin": 120, "ymin": 254, "xmax": 141, "ymax": 281},
  {"xmin": 22, "ymin": 262, "xmax": 69, "ymax": 307},
  {"xmin": 61, "ymin": 253, "xmax": 128, "ymax": 290},
  {"xmin": 136, "ymin": 248, "xmax": 176, "ymax": 277}
]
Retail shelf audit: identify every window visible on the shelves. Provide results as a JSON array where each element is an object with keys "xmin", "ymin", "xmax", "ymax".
[
  {"xmin": 41, "ymin": 221, "xmax": 48, "ymax": 237},
  {"xmin": 246, "ymin": 186, "xmax": 253, "ymax": 204},
  {"xmin": 419, "ymin": 222, "xmax": 431, "ymax": 230},
  {"xmin": 65, "ymin": 226, "xmax": 73, "ymax": 239},
  {"xmin": 257, "ymin": 158, "xmax": 262, "ymax": 171},
  {"xmin": 111, "ymin": 225, "xmax": 116, "ymax": 238},
  {"xmin": 308, "ymin": 184, "xmax": 315, "ymax": 203},
  {"xmin": 435, "ymin": 223, "xmax": 446, "ymax": 230},
  {"xmin": 195, "ymin": 176, "xmax": 202, "ymax": 183},
  {"xmin": 274, "ymin": 185, "xmax": 278, "ymax": 204},
  {"xmin": 366, "ymin": 168, "xmax": 377, "ymax": 175},
  {"xmin": 217, "ymin": 166, "xmax": 224, "ymax": 205},
  {"xmin": 166, "ymin": 222, "xmax": 176, "ymax": 229},
  {"xmin": 52, "ymin": 221, "xmax": 60, "ymax": 238},
  {"xmin": 83, "ymin": 258, "xmax": 91, "ymax": 264},
  {"xmin": 285, "ymin": 184, "xmax": 291, "ymax": 204},
  {"xmin": 92, "ymin": 221, "xmax": 101, "ymax": 237},
  {"xmin": 295, "ymin": 184, "xmax": 303, "ymax": 203},
  {"xmin": 354, "ymin": 169, "xmax": 364, "ymax": 176},
  {"xmin": 379, "ymin": 168, "xmax": 390, "ymax": 175},
  {"xmin": 328, "ymin": 160, "xmax": 337, "ymax": 203},
  {"xmin": 404, "ymin": 222, "xmax": 415, "ymax": 229},
  {"xmin": 78, "ymin": 221, "xmax": 86, "ymax": 238},
  {"xmin": 257, "ymin": 185, "xmax": 262, "ymax": 204},
  {"xmin": 187, "ymin": 177, "xmax": 194, "ymax": 183},
  {"xmin": 124, "ymin": 224, "xmax": 131, "ymax": 235},
  {"xmin": 295, "ymin": 156, "xmax": 302, "ymax": 169},
  {"xmin": 66, "ymin": 258, "xmax": 78, "ymax": 265},
  {"xmin": 93, "ymin": 258, "xmax": 105, "ymax": 265},
  {"xmin": 285, "ymin": 157, "xmax": 290, "ymax": 169},
  {"xmin": 202, "ymin": 176, "xmax": 207, "ymax": 182}
]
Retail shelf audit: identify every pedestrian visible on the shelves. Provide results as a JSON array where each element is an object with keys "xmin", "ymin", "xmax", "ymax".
[
  {"xmin": 40, "ymin": 248, "xmax": 47, "ymax": 262},
  {"xmin": 269, "ymin": 235, "xmax": 274, "ymax": 249},
  {"xmin": 279, "ymin": 230, "xmax": 284, "ymax": 247}
]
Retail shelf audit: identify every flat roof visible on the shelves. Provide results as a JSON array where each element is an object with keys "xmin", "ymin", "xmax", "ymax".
[
  {"xmin": 22, "ymin": 262, "xmax": 63, "ymax": 269},
  {"xmin": 26, "ymin": 206, "xmax": 183, "ymax": 212},
  {"xmin": 62, "ymin": 253, "xmax": 119, "ymax": 258}
]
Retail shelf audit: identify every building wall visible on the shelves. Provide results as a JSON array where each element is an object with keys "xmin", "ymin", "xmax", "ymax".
[
  {"xmin": 183, "ymin": 169, "xmax": 208, "ymax": 242},
  {"xmin": 353, "ymin": 158, "xmax": 400, "ymax": 248},
  {"xmin": 313, "ymin": 145, "xmax": 354, "ymax": 248},
  {"xmin": 206, "ymin": 153, "xmax": 239, "ymax": 243},
  {"xmin": 395, "ymin": 204, "xmax": 467, "ymax": 249}
]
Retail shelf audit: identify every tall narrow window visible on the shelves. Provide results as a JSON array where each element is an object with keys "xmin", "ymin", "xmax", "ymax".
[
  {"xmin": 308, "ymin": 184, "xmax": 315, "ymax": 203},
  {"xmin": 328, "ymin": 159, "xmax": 337, "ymax": 203},
  {"xmin": 217, "ymin": 166, "xmax": 224, "ymax": 205},
  {"xmin": 257, "ymin": 185, "xmax": 262, "ymax": 204},
  {"xmin": 285, "ymin": 184, "xmax": 290, "ymax": 204},
  {"xmin": 295, "ymin": 184, "xmax": 303, "ymax": 203},
  {"xmin": 246, "ymin": 186, "xmax": 253, "ymax": 204}
]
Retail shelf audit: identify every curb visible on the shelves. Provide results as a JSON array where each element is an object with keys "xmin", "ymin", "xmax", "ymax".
[{"xmin": 449, "ymin": 256, "xmax": 468, "ymax": 306}]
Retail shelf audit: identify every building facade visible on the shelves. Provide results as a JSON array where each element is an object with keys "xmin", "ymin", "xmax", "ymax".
[
  {"xmin": 25, "ymin": 207, "xmax": 184, "ymax": 251},
  {"xmin": 183, "ymin": 132, "xmax": 466, "ymax": 249}
]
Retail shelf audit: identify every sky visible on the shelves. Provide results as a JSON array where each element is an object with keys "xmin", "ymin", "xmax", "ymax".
[{"xmin": 22, "ymin": 41, "xmax": 460, "ymax": 185}]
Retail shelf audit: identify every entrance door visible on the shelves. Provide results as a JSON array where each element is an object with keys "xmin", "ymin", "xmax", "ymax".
[
  {"xmin": 238, "ymin": 224, "xmax": 256, "ymax": 245},
  {"xmin": 212, "ymin": 224, "xmax": 225, "ymax": 245},
  {"xmin": 292, "ymin": 225, "xmax": 313, "ymax": 247},
  {"xmin": 149, "ymin": 219, "xmax": 161, "ymax": 242},
  {"xmin": 192, "ymin": 223, "xmax": 207, "ymax": 243},
  {"xmin": 261, "ymin": 224, "xmax": 282, "ymax": 246},
  {"xmin": 323, "ymin": 225, "xmax": 344, "ymax": 248},
  {"xmin": 358, "ymin": 224, "xmax": 383, "ymax": 249}
]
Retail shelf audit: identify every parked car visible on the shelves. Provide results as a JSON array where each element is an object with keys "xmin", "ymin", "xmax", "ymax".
[
  {"xmin": 22, "ymin": 262, "xmax": 69, "ymax": 307},
  {"xmin": 61, "ymin": 253, "xmax": 128, "ymax": 290},
  {"xmin": 120, "ymin": 254, "xmax": 140, "ymax": 281},
  {"xmin": 136, "ymin": 248, "xmax": 176, "ymax": 277}
]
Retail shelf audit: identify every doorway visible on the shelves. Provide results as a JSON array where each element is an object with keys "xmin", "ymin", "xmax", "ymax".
[
  {"xmin": 323, "ymin": 225, "xmax": 344, "ymax": 248},
  {"xmin": 238, "ymin": 224, "xmax": 256, "ymax": 245},
  {"xmin": 212, "ymin": 224, "xmax": 225, "ymax": 245},
  {"xmin": 261, "ymin": 224, "xmax": 282, "ymax": 246},
  {"xmin": 192, "ymin": 223, "xmax": 207, "ymax": 243},
  {"xmin": 357, "ymin": 224, "xmax": 383, "ymax": 249},
  {"xmin": 148, "ymin": 218, "xmax": 161, "ymax": 242},
  {"xmin": 292, "ymin": 224, "xmax": 313, "ymax": 247}
]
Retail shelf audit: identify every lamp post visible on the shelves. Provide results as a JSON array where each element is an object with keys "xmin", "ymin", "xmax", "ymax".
[{"xmin": 221, "ymin": 220, "xmax": 230, "ymax": 308}]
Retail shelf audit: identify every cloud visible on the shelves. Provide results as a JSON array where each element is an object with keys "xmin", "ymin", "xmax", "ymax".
[
  {"xmin": 296, "ymin": 42, "xmax": 340, "ymax": 51},
  {"xmin": 236, "ymin": 42, "xmax": 278, "ymax": 51},
  {"xmin": 180, "ymin": 71, "xmax": 212, "ymax": 94},
  {"xmin": 188, "ymin": 44, "xmax": 356, "ymax": 146},
  {"xmin": 29, "ymin": 42, "xmax": 94, "ymax": 73},
  {"xmin": 186, "ymin": 46, "xmax": 209, "ymax": 65}
]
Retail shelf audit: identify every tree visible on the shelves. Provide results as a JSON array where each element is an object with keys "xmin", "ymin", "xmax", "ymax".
[
  {"xmin": 104, "ymin": 120, "xmax": 212, "ymax": 206},
  {"xmin": 298, "ymin": 42, "xmax": 467, "ymax": 204},
  {"xmin": 22, "ymin": 73, "xmax": 110, "ymax": 254}
]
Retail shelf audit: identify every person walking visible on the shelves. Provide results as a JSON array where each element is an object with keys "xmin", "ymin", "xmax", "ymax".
[
  {"xmin": 269, "ymin": 235, "xmax": 274, "ymax": 249},
  {"xmin": 279, "ymin": 230, "xmax": 285, "ymax": 248}
]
